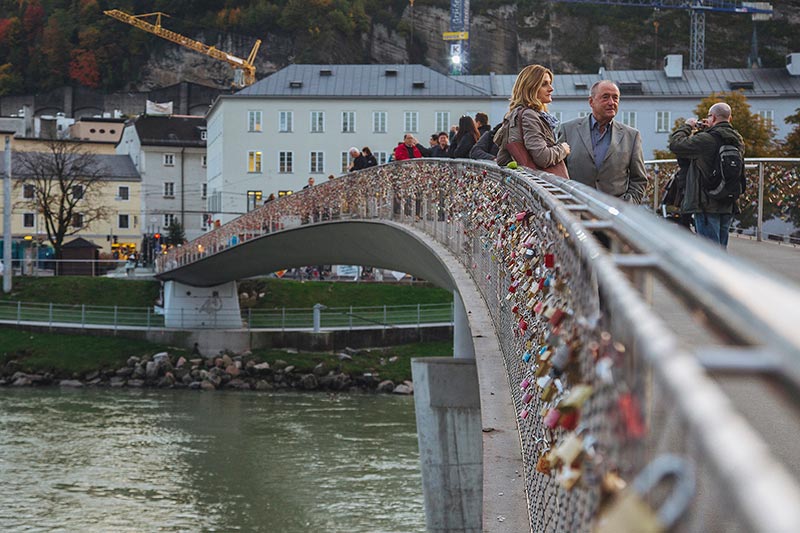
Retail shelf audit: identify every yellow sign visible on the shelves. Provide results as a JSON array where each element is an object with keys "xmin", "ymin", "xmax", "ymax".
[{"xmin": 442, "ymin": 31, "xmax": 468, "ymax": 41}]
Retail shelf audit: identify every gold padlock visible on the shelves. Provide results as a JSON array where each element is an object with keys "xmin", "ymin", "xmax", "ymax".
[
  {"xmin": 594, "ymin": 489, "xmax": 664, "ymax": 533},
  {"xmin": 554, "ymin": 432, "xmax": 584, "ymax": 465},
  {"xmin": 594, "ymin": 455, "xmax": 695, "ymax": 533}
]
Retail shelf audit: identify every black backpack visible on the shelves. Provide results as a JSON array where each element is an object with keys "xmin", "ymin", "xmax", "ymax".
[{"xmin": 703, "ymin": 130, "xmax": 745, "ymax": 202}]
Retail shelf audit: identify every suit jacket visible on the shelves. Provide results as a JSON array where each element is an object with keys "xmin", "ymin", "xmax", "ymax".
[{"xmin": 557, "ymin": 116, "xmax": 647, "ymax": 204}]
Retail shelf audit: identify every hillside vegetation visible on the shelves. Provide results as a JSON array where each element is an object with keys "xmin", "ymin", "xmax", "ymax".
[{"xmin": 1, "ymin": 0, "xmax": 799, "ymax": 94}]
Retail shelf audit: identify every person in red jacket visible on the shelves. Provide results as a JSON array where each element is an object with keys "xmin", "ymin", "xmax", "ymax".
[{"xmin": 393, "ymin": 134, "xmax": 428, "ymax": 160}]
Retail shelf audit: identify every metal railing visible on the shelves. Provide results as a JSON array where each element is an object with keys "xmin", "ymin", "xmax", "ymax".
[
  {"xmin": 157, "ymin": 159, "xmax": 800, "ymax": 532},
  {"xmin": 645, "ymin": 157, "xmax": 800, "ymax": 243},
  {"xmin": 0, "ymin": 299, "xmax": 453, "ymax": 331}
]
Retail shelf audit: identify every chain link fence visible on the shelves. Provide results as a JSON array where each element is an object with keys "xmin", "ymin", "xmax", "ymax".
[{"xmin": 158, "ymin": 159, "xmax": 800, "ymax": 532}]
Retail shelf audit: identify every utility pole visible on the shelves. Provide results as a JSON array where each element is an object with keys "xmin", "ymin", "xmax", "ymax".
[{"xmin": 3, "ymin": 135, "xmax": 12, "ymax": 293}]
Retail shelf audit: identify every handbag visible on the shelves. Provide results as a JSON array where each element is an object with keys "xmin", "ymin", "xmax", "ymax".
[{"xmin": 505, "ymin": 108, "xmax": 569, "ymax": 180}]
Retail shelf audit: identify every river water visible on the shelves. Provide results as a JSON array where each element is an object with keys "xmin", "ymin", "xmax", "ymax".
[{"xmin": 0, "ymin": 388, "xmax": 425, "ymax": 532}]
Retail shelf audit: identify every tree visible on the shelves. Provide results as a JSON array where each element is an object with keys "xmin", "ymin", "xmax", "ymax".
[
  {"xmin": 784, "ymin": 108, "xmax": 800, "ymax": 157},
  {"xmin": 14, "ymin": 140, "xmax": 111, "ymax": 261},
  {"xmin": 166, "ymin": 219, "xmax": 186, "ymax": 246},
  {"xmin": 693, "ymin": 90, "xmax": 777, "ymax": 157}
]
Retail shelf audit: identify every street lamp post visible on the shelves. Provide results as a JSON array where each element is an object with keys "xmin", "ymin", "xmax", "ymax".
[{"xmin": 3, "ymin": 135, "xmax": 12, "ymax": 293}]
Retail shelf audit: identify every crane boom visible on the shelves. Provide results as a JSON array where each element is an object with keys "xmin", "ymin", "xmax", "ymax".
[
  {"xmin": 550, "ymin": 1, "xmax": 773, "ymax": 69},
  {"xmin": 104, "ymin": 9, "xmax": 261, "ymax": 87}
]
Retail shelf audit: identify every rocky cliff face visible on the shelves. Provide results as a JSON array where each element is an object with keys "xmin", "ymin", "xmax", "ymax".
[{"xmin": 133, "ymin": 2, "xmax": 800, "ymax": 91}]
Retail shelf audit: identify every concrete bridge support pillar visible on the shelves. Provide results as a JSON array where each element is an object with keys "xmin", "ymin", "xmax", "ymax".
[
  {"xmin": 453, "ymin": 291, "xmax": 475, "ymax": 359},
  {"xmin": 163, "ymin": 280, "xmax": 242, "ymax": 329},
  {"xmin": 411, "ymin": 357, "xmax": 482, "ymax": 533}
]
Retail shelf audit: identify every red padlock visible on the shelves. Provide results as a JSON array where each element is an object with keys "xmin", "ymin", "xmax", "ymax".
[
  {"xmin": 544, "ymin": 253, "xmax": 555, "ymax": 268},
  {"xmin": 618, "ymin": 392, "xmax": 646, "ymax": 439}
]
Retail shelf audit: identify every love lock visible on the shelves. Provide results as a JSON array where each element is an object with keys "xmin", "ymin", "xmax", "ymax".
[{"xmin": 594, "ymin": 454, "xmax": 695, "ymax": 533}]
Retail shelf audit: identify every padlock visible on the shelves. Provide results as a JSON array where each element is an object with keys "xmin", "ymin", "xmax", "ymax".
[
  {"xmin": 536, "ymin": 450, "xmax": 554, "ymax": 475},
  {"xmin": 593, "ymin": 455, "xmax": 696, "ymax": 533},
  {"xmin": 619, "ymin": 392, "xmax": 646, "ymax": 439},
  {"xmin": 557, "ymin": 465, "xmax": 582, "ymax": 490},
  {"xmin": 554, "ymin": 432, "xmax": 584, "ymax": 465},
  {"xmin": 558, "ymin": 384, "xmax": 594, "ymax": 411}
]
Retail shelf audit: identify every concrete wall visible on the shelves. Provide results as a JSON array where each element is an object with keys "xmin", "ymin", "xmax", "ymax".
[{"xmin": 412, "ymin": 357, "xmax": 483, "ymax": 533}]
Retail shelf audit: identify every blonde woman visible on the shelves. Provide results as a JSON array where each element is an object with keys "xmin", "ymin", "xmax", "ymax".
[{"xmin": 495, "ymin": 64, "xmax": 570, "ymax": 177}]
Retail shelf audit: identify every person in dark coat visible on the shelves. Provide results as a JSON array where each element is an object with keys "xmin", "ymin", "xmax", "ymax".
[
  {"xmin": 362, "ymin": 146, "xmax": 378, "ymax": 167},
  {"xmin": 430, "ymin": 132, "xmax": 450, "ymax": 157},
  {"xmin": 448, "ymin": 115, "xmax": 480, "ymax": 159},
  {"xmin": 668, "ymin": 102, "xmax": 745, "ymax": 248},
  {"xmin": 475, "ymin": 112, "xmax": 491, "ymax": 136},
  {"xmin": 470, "ymin": 123, "xmax": 502, "ymax": 160},
  {"xmin": 348, "ymin": 147, "xmax": 368, "ymax": 171}
]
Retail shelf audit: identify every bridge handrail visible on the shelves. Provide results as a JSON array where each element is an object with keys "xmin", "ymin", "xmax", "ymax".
[{"xmin": 157, "ymin": 159, "xmax": 800, "ymax": 531}]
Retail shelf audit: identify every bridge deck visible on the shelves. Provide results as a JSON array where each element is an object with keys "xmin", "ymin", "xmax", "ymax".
[{"xmin": 652, "ymin": 235, "xmax": 800, "ymax": 486}]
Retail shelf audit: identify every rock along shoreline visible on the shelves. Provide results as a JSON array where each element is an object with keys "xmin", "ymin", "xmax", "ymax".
[{"xmin": 0, "ymin": 351, "xmax": 414, "ymax": 395}]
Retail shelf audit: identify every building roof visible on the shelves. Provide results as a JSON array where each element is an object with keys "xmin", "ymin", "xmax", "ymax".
[
  {"xmin": 131, "ymin": 115, "xmax": 206, "ymax": 147},
  {"xmin": 235, "ymin": 64, "xmax": 492, "ymax": 99},
  {"xmin": 462, "ymin": 67, "xmax": 800, "ymax": 98},
  {"xmin": 0, "ymin": 152, "xmax": 140, "ymax": 181},
  {"xmin": 62, "ymin": 237, "xmax": 101, "ymax": 249}
]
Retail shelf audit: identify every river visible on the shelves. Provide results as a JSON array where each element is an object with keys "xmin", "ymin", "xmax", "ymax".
[{"xmin": 0, "ymin": 388, "xmax": 425, "ymax": 532}]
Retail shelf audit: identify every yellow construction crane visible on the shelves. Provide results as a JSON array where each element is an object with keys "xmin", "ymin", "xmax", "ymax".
[{"xmin": 104, "ymin": 10, "xmax": 261, "ymax": 88}]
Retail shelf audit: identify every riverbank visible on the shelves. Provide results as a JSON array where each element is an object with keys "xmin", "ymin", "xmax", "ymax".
[{"xmin": 0, "ymin": 327, "xmax": 451, "ymax": 393}]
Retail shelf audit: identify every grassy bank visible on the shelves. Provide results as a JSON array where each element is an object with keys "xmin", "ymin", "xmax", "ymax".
[
  {"xmin": 0, "ymin": 277, "xmax": 453, "ymax": 309},
  {"xmin": 0, "ymin": 327, "xmax": 450, "ymax": 383}
]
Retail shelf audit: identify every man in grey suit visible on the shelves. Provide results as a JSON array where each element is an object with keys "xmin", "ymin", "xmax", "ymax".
[{"xmin": 557, "ymin": 80, "xmax": 647, "ymax": 203}]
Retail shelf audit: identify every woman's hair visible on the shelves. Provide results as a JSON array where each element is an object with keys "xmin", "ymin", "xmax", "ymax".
[
  {"xmin": 362, "ymin": 146, "xmax": 372, "ymax": 156},
  {"xmin": 456, "ymin": 115, "xmax": 480, "ymax": 143},
  {"xmin": 509, "ymin": 64, "xmax": 553, "ymax": 112}
]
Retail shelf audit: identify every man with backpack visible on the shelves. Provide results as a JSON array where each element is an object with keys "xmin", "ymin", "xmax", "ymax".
[{"xmin": 668, "ymin": 102, "xmax": 745, "ymax": 249}]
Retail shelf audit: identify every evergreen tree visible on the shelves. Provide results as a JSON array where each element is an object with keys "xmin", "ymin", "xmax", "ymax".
[
  {"xmin": 166, "ymin": 220, "xmax": 187, "ymax": 247},
  {"xmin": 784, "ymin": 108, "xmax": 800, "ymax": 157}
]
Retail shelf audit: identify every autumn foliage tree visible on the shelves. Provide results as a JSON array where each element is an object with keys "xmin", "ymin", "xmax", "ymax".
[
  {"xmin": 784, "ymin": 108, "xmax": 800, "ymax": 157},
  {"xmin": 14, "ymin": 140, "xmax": 111, "ymax": 262}
]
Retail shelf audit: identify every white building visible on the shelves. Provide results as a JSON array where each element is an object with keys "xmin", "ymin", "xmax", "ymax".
[
  {"xmin": 117, "ymin": 115, "xmax": 209, "ymax": 241},
  {"xmin": 206, "ymin": 64, "xmax": 492, "ymax": 223},
  {"xmin": 207, "ymin": 57, "xmax": 800, "ymax": 223}
]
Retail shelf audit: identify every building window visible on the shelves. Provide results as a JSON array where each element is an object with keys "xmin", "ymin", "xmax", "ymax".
[
  {"xmin": 118, "ymin": 214, "xmax": 130, "ymax": 229},
  {"xmin": 246, "ymin": 190, "xmax": 263, "ymax": 212},
  {"xmin": 621, "ymin": 111, "xmax": 637, "ymax": 128},
  {"xmin": 374, "ymin": 151, "xmax": 390, "ymax": 165},
  {"xmin": 201, "ymin": 183, "xmax": 207, "ymax": 199},
  {"xmin": 310, "ymin": 151, "xmax": 324, "ymax": 173},
  {"xmin": 163, "ymin": 153, "xmax": 175, "ymax": 166},
  {"xmin": 656, "ymin": 111, "xmax": 671, "ymax": 133},
  {"xmin": 279, "ymin": 111, "xmax": 293, "ymax": 132},
  {"xmin": 341, "ymin": 111, "xmax": 356, "ymax": 133},
  {"xmin": 310, "ymin": 111, "xmax": 325, "ymax": 133},
  {"xmin": 201, "ymin": 155, "xmax": 207, "ymax": 168},
  {"xmin": 248, "ymin": 151, "xmax": 262, "ymax": 173},
  {"xmin": 579, "ymin": 111, "xmax": 590, "ymax": 118},
  {"xmin": 200, "ymin": 130, "xmax": 208, "ymax": 140},
  {"xmin": 552, "ymin": 111, "xmax": 563, "ymax": 124},
  {"xmin": 23, "ymin": 184, "xmax": 34, "ymax": 199},
  {"xmin": 71, "ymin": 213, "xmax": 84, "ymax": 228},
  {"xmin": 71, "ymin": 185, "xmax": 84, "ymax": 199},
  {"xmin": 117, "ymin": 186, "xmax": 129, "ymax": 200},
  {"xmin": 23, "ymin": 213, "xmax": 34, "ymax": 228},
  {"xmin": 163, "ymin": 213, "xmax": 176, "ymax": 228},
  {"xmin": 248, "ymin": 110, "xmax": 262, "ymax": 132},
  {"xmin": 758, "ymin": 109, "xmax": 774, "ymax": 127},
  {"xmin": 164, "ymin": 182, "xmax": 175, "ymax": 198},
  {"xmin": 404, "ymin": 111, "xmax": 418, "ymax": 133},
  {"xmin": 279, "ymin": 151, "xmax": 294, "ymax": 173},
  {"xmin": 435, "ymin": 112, "xmax": 450, "ymax": 133},
  {"xmin": 373, "ymin": 111, "xmax": 387, "ymax": 133},
  {"xmin": 341, "ymin": 151, "xmax": 352, "ymax": 173},
  {"xmin": 202, "ymin": 213, "xmax": 212, "ymax": 230}
]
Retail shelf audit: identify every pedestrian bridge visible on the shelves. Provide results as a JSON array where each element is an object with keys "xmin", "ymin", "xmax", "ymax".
[{"xmin": 156, "ymin": 159, "xmax": 800, "ymax": 533}]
